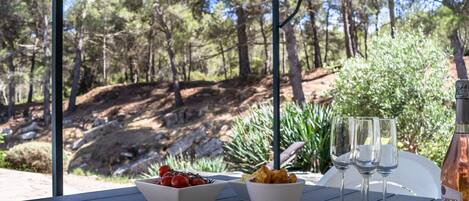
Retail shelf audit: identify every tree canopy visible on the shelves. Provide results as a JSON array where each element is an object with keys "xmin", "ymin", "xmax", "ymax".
[{"xmin": 0, "ymin": 0, "xmax": 468, "ymax": 119}]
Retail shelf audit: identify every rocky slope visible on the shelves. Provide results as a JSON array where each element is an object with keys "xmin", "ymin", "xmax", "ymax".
[{"xmin": 0, "ymin": 69, "xmax": 335, "ymax": 176}]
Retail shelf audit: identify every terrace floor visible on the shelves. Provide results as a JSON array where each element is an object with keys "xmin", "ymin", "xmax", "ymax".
[
  {"xmin": 0, "ymin": 168, "xmax": 322, "ymax": 201},
  {"xmin": 0, "ymin": 168, "xmax": 132, "ymax": 201}
]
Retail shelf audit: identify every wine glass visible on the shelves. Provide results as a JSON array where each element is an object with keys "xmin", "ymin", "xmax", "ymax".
[
  {"xmin": 352, "ymin": 117, "xmax": 381, "ymax": 201},
  {"xmin": 330, "ymin": 117, "xmax": 353, "ymax": 201},
  {"xmin": 377, "ymin": 118, "xmax": 398, "ymax": 201}
]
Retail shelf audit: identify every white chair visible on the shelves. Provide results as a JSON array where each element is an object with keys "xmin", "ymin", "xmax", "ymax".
[{"xmin": 317, "ymin": 151, "xmax": 441, "ymax": 199}]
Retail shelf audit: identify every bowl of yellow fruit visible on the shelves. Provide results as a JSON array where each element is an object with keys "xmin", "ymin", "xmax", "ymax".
[{"xmin": 245, "ymin": 165, "xmax": 304, "ymax": 201}]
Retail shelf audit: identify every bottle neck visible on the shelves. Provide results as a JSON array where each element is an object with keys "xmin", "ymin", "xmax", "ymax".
[{"xmin": 456, "ymin": 99, "xmax": 469, "ymax": 134}]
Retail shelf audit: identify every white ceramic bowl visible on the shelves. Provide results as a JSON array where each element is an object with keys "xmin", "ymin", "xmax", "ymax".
[
  {"xmin": 228, "ymin": 179, "xmax": 250, "ymax": 201},
  {"xmin": 135, "ymin": 178, "xmax": 227, "ymax": 201},
  {"xmin": 246, "ymin": 179, "xmax": 305, "ymax": 201}
]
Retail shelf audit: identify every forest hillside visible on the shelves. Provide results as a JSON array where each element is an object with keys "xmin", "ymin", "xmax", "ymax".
[
  {"xmin": 1, "ymin": 68, "xmax": 335, "ymax": 175},
  {"xmin": 1, "ymin": 56, "xmax": 468, "ymax": 176}
]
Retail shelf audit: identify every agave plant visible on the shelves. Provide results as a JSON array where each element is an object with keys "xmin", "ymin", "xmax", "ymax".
[
  {"xmin": 192, "ymin": 157, "xmax": 228, "ymax": 173},
  {"xmin": 141, "ymin": 155, "xmax": 228, "ymax": 178},
  {"xmin": 225, "ymin": 102, "xmax": 333, "ymax": 173},
  {"xmin": 224, "ymin": 104, "xmax": 273, "ymax": 173},
  {"xmin": 280, "ymin": 103, "xmax": 333, "ymax": 173}
]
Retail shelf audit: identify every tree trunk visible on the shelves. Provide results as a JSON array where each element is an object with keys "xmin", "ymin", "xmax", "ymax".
[
  {"xmin": 69, "ymin": 4, "xmax": 87, "ymax": 111},
  {"xmin": 308, "ymin": 1, "xmax": 322, "ymax": 68},
  {"xmin": 42, "ymin": 14, "xmax": 51, "ymax": 124},
  {"xmin": 1, "ymin": 86, "xmax": 8, "ymax": 107},
  {"xmin": 283, "ymin": 23, "xmax": 305, "ymax": 104},
  {"xmin": 78, "ymin": 51, "xmax": 90, "ymax": 94},
  {"xmin": 182, "ymin": 49, "xmax": 188, "ymax": 82},
  {"xmin": 301, "ymin": 29, "xmax": 311, "ymax": 70},
  {"xmin": 324, "ymin": 3, "xmax": 331, "ymax": 63},
  {"xmin": 128, "ymin": 56, "xmax": 135, "ymax": 83},
  {"xmin": 235, "ymin": 7, "xmax": 251, "ymax": 80},
  {"xmin": 124, "ymin": 70, "xmax": 129, "ymax": 83},
  {"xmin": 388, "ymin": 0, "xmax": 396, "ymax": 38},
  {"xmin": 16, "ymin": 87, "xmax": 20, "ymax": 104},
  {"xmin": 188, "ymin": 43, "xmax": 192, "ymax": 81},
  {"xmin": 134, "ymin": 60, "xmax": 140, "ymax": 83},
  {"xmin": 352, "ymin": 20, "xmax": 358, "ymax": 55},
  {"xmin": 102, "ymin": 34, "xmax": 108, "ymax": 84},
  {"xmin": 259, "ymin": 16, "xmax": 270, "ymax": 75},
  {"xmin": 18, "ymin": 85, "xmax": 22, "ymax": 103},
  {"xmin": 219, "ymin": 42, "xmax": 228, "ymax": 80},
  {"xmin": 28, "ymin": 38, "xmax": 38, "ymax": 103},
  {"xmin": 375, "ymin": 8, "xmax": 380, "ymax": 33},
  {"xmin": 347, "ymin": 0, "xmax": 357, "ymax": 55},
  {"xmin": 124, "ymin": 65, "xmax": 129, "ymax": 83},
  {"xmin": 364, "ymin": 20, "xmax": 369, "ymax": 59},
  {"xmin": 229, "ymin": 51, "xmax": 233, "ymax": 77},
  {"xmin": 0, "ymin": 91, "xmax": 3, "ymax": 108},
  {"xmin": 158, "ymin": 57, "xmax": 162, "ymax": 72},
  {"xmin": 68, "ymin": 27, "xmax": 85, "ymax": 112},
  {"xmin": 6, "ymin": 52, "xmax": 15, "ymax": 118},
  {"xmin": 361, "ymin": 8, "xmax": 369, "ymax": 59},
  {"xmin": 124, "ymin": 44, "xmax": 131, "ymax": 83},
  {"xmin": 341, "ymin": 0, "xmax": 354, "ymax": 58},
  {"xmin": 147, "ymin": 25, "xmax": 154, "ymax": 83},
  {"xmin": 153, "ymin": 0, "xmax": 184, "ymax": 107},
  {"xmin": 150, "ymin": 49, "xmax": 155, "ymax": 82},
  {"xmin": 282, "ymin": 32, "xmax": 286, "ymax": 74},
  {"xmin": 165, "ymin": 32, "xmax": 184, "ymax": 107},
  {"xmin": 451, "ymin": 29, "xmax": 468, "ymax": 79}
]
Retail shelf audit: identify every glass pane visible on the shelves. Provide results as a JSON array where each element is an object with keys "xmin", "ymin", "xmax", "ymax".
[
  {"xmin": 1, "ymin": 0, "xmax": 463, "ymax": 200},
  {"xmin": 0, "ymin": 0, "xmax": 55, "ymax": 200}
]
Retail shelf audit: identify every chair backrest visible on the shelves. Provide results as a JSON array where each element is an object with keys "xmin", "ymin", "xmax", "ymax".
[{"xmin": 317, "ymin": 151, "xmax": 441, "ymax": 199}]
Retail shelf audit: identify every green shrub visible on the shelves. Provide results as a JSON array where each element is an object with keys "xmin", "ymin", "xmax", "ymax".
[
  {"xmin": 332, "ymin": 31, "xmax": 454, "ymax": 165},
  {"xmin": 0, "ymin": 135, "xmax": 5, "ymax": 167},
  {"xmin": 141, "ymin": 155, "xmax": 228, "ymax": 178},
  {"xmin": 5, "ymin": 142, "xmax": 52, "ymax": 173},
  {"xmin": 0, "ymin": 150, "xmax": 6, "ymax": 168},
  {"xmin": 225, "ymin": 102, "xmax": 332, "ymax": 173}
]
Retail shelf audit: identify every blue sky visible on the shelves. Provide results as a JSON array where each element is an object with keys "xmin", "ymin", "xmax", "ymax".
[{"xmin": 64, "ymin": 0, "xmax": 74, "ymax": 12}]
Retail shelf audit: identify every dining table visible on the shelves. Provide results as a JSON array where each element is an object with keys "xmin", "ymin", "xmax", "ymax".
[{"xmin": 30, "ymin": 175, "xmax": 440, "ymax": 201}]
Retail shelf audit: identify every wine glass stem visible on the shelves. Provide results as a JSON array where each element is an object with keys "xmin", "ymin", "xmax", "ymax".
[
  {"xmin": 340, "ymin": 170, "xmax": 345, "ymax": 201},
  {"xmin": 361, "ymin": 175, "xmax": 370, "ymax": 201},
  {"xmin": 382, "ymin": 176, "xmax": 388, "ymax": 201}
]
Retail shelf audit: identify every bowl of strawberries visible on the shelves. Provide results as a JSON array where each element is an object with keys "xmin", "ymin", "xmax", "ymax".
[{"xmin": 135, "ymin": 165, "xmax": 227, "ymax": 201}]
